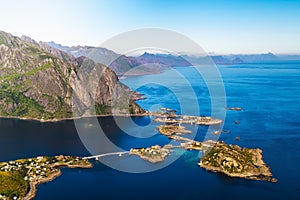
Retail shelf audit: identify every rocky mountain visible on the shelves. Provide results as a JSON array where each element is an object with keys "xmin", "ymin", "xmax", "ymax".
[
  {"xmin": 47, "ymin": 42, "xmax": 134, "ymax": 74},
  {"xmin": 210, "ymin": 56, "xmax": 234, "ymax": 64},
  {"xmin": 47, "ymin": 42, "xmax": 192, "ymax": 75},
  {"xmin": 0, "ymin": 31, "xmax": 144, "ymax": 121},
  {"xmin": 137, "ymin": 52, "xmax": 191, "ymax": 67}
]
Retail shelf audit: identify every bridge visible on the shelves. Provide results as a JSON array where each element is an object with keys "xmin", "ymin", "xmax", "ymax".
[{"xmin": 83, "ymin": 151, "xmax": 130, "ymax": 160}]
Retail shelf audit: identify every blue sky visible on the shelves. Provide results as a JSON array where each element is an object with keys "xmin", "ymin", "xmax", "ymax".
[{"xmin": 0, "ymin": 0, "xmax": 299, "ymax": 54}]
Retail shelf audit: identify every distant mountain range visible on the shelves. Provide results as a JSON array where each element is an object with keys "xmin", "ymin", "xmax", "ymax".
[
  {"xmin": 47, "ymin": 42, "xmax": 191, "ymax": 75},
  {"xmin": 47, "ymin": 42, "xmax": 300, "ymax": 75},
  {"xmin": 0, "ymin": 30, "xmax": 144, "ymax": 121},
  {"xmin": 185, "ymin": 52, "xmax": 300, "ymax": 65},
  {"xmin": 223, "ymin": 52, "xmax": 278, "ymax": 62}
]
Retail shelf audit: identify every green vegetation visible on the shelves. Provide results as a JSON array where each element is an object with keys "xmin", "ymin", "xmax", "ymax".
[
  {"xmin": 0, "ymin": 32, "xmax": 8, "ymax": 46},
  {"xmin": 0, "ymin": 155, "xmax": 92, "ymax": 199},
  {"xmin": 47, "ymin": 96, "xmax": 73, "ymax": 119},
  {"xmin": 0, "ymin": 31, "xmax": 20, "ymax": 48},
  {"xmin": 0, "ymin": 60, "xmax": 73, "ymax": 120},
  {"xmin": 2, "ymin": 63, "xmax": 51, "ymax": 82},
  {"xmin": 202, "ymin": 147, "xmax": 221, "ymax": 167},
  {"xmin": 25, "ymin": 46, "xmax": 40, "ymax": 55},
  {"xmin": 52, "ymin": 59, "xmax": 69, "ymax": 82},
  {"xmin": 0, "ymin": 171, "xmax": 29, "ymax": 199},
  {"xmin": 158, "ymin": 125, "xmax": 180, "ymax": 135},
  {"xmin": 95, "ymin": 103, "xmax": 109, "ymax": 115},
  {"xmin": 0, "ymin": 86, "xmax": 73, "ymax": 120},
  {"xmin": 111, "ymin": 96, "xmax": 142, "ymax": 115},
  {"xmin": 0, "ymin": 88, "xmax": 45, "ymax": 118},
  {"xmin": 128, "ymin": 103, "xmax": 134, "ymax": 114},
  {"xmin": 199, "ymin": 142, "xmax": 276, "ymax": 182},
  {"xmin": 201, "ymin": 143, "xmax": 255, "ymax": 173}
]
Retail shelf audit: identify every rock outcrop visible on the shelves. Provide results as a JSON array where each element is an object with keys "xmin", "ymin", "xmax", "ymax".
[
  {"xmin": 0, "ymin": 31, "xmax": 144, "ymax": 120},
  {"xmin": 199, "ymin": 141, "xmax": 277, "ymax": 182}
]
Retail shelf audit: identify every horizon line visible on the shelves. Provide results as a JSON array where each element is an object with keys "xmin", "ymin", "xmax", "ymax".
[{"xmin": 1, "ymin": 29, "xmax": 300, "ymax": 56}]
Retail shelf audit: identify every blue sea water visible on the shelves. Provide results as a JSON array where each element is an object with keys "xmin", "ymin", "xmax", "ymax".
[{"xmin": 0, "ymin": 61, "xmax": 299, "ymax": 199}]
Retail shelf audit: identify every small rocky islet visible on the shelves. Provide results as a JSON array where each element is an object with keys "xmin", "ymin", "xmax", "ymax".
[{"xmin": 199, "ymin": 142, "xmax": 277, "ymax": 182}]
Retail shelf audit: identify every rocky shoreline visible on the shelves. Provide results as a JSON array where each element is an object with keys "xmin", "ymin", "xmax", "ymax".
[
  {"xmin": 198, "ymin": 142, "xmax": 277, "ymax": 182},
  {"xmin": 23, "ymin": 161, "xmax": 93, "ymax": 200},
  {"xmin": 131, "ymin": 91, "xmax": 147, "ymax": 101},
  {"xmin": 0, "ymin": 112, "xmax": 151, "ymax": 123},
  {"xmin": 23, "ymin": 169, "xmax": 62, "ymax": 200},
  {"xmin": 199, "ymin": 164, "xmax": 277, "ymax": 182},
  {"xmin": 23, "ymin": 163, "xmax": 93, "ymax": 200}
]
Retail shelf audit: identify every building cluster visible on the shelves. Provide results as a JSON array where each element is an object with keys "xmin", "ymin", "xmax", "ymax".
[
  {"xmin": 181, "ymin": 141, "xmax": 203, "ymax": 150},
  {"xmin": 131, "ymin": 145, "xmax": 169, "ymax": 158},
  {"xmin": 0, "ymin": 156, "xmax": 54, "ymax": 181},
  {"xmin": 0, "ymin": 155, "xmax": 90, "ymax": 200}
]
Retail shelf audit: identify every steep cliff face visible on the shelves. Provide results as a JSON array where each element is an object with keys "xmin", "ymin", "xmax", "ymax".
[{"xmin": 0, "ymin": 31, "xmax": 144, "ymax": 120}]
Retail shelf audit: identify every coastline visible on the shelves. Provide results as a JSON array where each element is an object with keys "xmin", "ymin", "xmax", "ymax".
[
  {"xmin": 0, "ymin": 112, "xmax": 151, "ymax": 123},
  {"xmin": 199, "ymin": 164, "xmax": 277, "ymax": 182},
  {"xmin": 23, "ymin": 169, "xmax": 62, "ymax": 200},
  {"xmin": 23, "ymin": 162, "xmax": 93, "ymax": 200},
  {"xmin": 117, "ymin": 66, "xmax": 171, "ymax": 78},
  {"xmin": 198, "ymin": 142, "xmax": 277, "ymax": 183}
]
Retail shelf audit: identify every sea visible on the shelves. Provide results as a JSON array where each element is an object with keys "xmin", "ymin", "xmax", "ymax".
[{"xmin": 0, "ymin": 61, "xmax": 299, "ymax": 200}]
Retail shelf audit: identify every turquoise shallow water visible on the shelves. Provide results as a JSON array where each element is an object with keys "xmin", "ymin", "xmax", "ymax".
[{"xmin": 0, "ymin": 61, "xmax": 299, "ymax": 199}]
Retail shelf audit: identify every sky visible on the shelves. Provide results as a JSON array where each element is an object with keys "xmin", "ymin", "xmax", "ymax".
[{"xmin": 0, "ymin": 0, "xmax": 299, "ymax": 54}]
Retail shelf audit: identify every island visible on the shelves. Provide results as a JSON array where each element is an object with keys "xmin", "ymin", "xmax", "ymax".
[
  {"xmin": 0, "ymin": 155, "xmax": 92, "ymax": 200},
  {"xmin": 199, "ymin": 141, "xmax": 277, "ymax": 182},
  {"xmin": 157, "ymin": 124, "xmax": 192, "ymax": 136},
  {"xmin": 153, "ymin": 109, "xmax": 222, "ymax": 125},
  {"xmin": 130, "ymin": 145, "xmax": 170, "ymax": 163}
]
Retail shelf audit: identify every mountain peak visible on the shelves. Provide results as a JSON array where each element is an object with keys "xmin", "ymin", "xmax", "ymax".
[
  {"xmin": 0, "ymin": 30, "xmax": 145, "ymax": 120},
  {"xmin": 0, "ymin": 30, "xmax": 23, "ymax": 48},
  {"xmin": 20, "ymin": 35, "xmax": 39, "ymax": 46}
]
